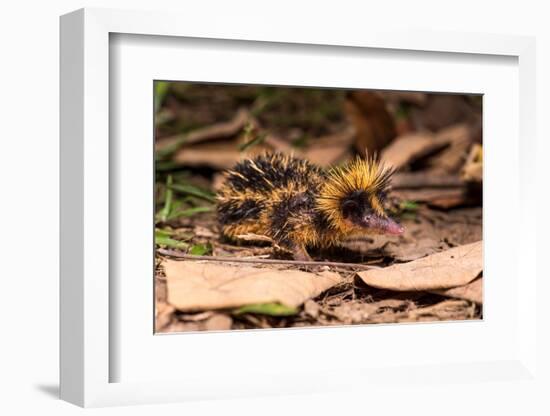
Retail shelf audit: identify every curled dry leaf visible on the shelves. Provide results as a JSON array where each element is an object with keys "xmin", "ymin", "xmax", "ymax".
[
  {"xmin": 302, "ymin": 126, "xmax": 355, "ymax": 167},
  {"xmin": 203, "ymin": 314, "xmax": 233, "ymax": 331},
  {"xmin": 155, "ymin": 302, "xmax": 175, "ymax": 330},
  {"xmin": 156, "ymin": 108, "xmax": 251, "ymax": 153},
  {"xmin": 179, "ymin": 311, "xmax": 216, "ymax": 322},
  {"xmin": 392, "ymin": 172, "xmax": 464, "ymax": 189},
  {"xmin": 461, "ymin": 143, "xmax": 483, "ymax": 183},
  {"xmin": 410, "ymin": 95, "xmax": 477, "ymax": 132},
  {"xmin": 382, "ymin": 237, "xmax": 449, "ymax": 262},
  {"xmin": 163, "ymin": 321, "xmax": 202, "ymax": 333},
  {"xmin": 391, "ymin": 172, "xmax": 468, "ymax": 209},
  {"xmin": 378, "ymin": 91, "xmax": 428, "ymax": 108},
  {"xmin": 164, "ymin": 260, "xmax": 343, "ymax": 311},
  {"xmin": 393, "ymin": 188, "xmax": 466, "ymax": 209},
  {"xmin": 345, "ymin": 91, "xmax": 396, "ymax": 156},
  {"xmin": 431, "ymin": 277, "xmax": 483, "ymax": 304},
  {"xmin": 380, "ymin": 132, "xmax": 447, "ymax": 171},
  {"xmin": 426, "ymin": 124, "xmax": 473, "ymax": 174},
  {"xmin": 342, "ymin": 228, "xmax": 448, "ymax": 262},
  {"xmin": 357, "ymin": 241, "xmax": 482, "ymax": 291},
  {"xmin": 193, "ymin": 225, "xmax": 215, "ymax": 238},
  {"xmin": 303, "ymin": 299, "xmax": 320, "ymax": 319},
  {"xmin": 172, "ymin": 141, "xmax": 249, "ymax": 169}
]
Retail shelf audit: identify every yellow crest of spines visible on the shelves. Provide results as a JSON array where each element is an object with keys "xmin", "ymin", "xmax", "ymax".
[{"xmin": 316, "ymin": 155, "xmax": 394, "ymax": 227}]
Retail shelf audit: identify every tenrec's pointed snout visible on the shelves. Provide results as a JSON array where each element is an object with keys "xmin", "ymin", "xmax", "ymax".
[
  {"xmin": 382, "ymin": 217, "xmax": 405, "ymax": 235},
  {"xmin": 363, "ymin": 215, "xmax": 404, "ymax": 235}
]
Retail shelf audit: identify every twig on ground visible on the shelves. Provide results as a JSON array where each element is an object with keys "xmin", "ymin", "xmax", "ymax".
[
  {"xmin": 392, "ymin": 172, "xmax": 464, "ymax": 189},
  {"xmin": 157, "ymin": 249, "xmax": 382, "ymax": 270}
]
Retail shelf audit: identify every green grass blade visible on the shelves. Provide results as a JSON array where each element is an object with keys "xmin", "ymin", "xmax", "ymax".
[
  {"xmin": 155, "ymin": 228, "xmax": 174, "ymax": 238},
  {"xmin": 154, "ymin": 81, "xmax": 170, "ymax": 112},
  {"xmin": 399, "ymin": 200, "xmax": 419, "ymax": 211},
  {"xmin": 158, "ymin": 175, "xmax": 173, "ymax": 222},
  {"xmin": 155, "ymin": 160, "xmax": 182, "ymax": 171},
  {"xmin": 169, "ymin": 183, "xmax": 216, "ymax": 203},
  {"xmin": 156, "ymin": 135, "xmax": 188, "ymax": 160},
  {"xmin": 166, "ymin": 206, "xmax": 213, "ymax": 220},
  {"xmin": 189, "ymin": 243, "xmax": 212, "ymax": 256},
  {"xmin": 238, "ymin": 132, "xmax": 267, "ymax": 151},
  {"xmin": 155, "ymin": 236, "xmax": 189, "ymax": 250},
  {"xmin": 232, "ymin": 302, "xmax": 298, "ymax": 317}
]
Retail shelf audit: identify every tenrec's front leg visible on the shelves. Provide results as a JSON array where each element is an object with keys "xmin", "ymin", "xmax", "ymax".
[{"xmin": 293, "ymin": 244, "xmax": 312, "ymax": 262}]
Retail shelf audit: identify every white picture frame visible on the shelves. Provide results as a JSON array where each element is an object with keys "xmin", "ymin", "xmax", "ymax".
[{"xmin": 60, "ymin": 7, "xmax": 540, "ymax": 408}]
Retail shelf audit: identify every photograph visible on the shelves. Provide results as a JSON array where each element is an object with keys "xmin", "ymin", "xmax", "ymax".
[{"xmin": 154, "ymin": 81, "xmax": 483, "ymax": 333}]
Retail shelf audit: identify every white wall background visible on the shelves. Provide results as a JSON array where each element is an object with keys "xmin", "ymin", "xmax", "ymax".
[{"xmin": 0, "ymin": 1, "xmax": 548, "ymax": 414}]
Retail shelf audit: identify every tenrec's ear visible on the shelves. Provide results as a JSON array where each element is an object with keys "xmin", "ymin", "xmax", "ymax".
[{"xmin": 342, "ymin": 200, "xmax": 358, "ymax": 219}]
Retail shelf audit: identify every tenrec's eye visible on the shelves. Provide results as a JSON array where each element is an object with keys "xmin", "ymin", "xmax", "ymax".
[{"xmin": 342, "ymin": 200, "xmax": 358, "ymax": 219}]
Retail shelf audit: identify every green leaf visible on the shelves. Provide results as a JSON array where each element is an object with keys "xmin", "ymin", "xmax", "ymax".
[
  {"xmin": 169, "ymin": 183, "xmax": 216, "ymax": 203},
  {"xmin": 156, "ymin": 160, "xmax": 181, "ymax": 171},
  {"xmin": 189, "ymin": 243, "xmax": 212, "ymax": 256},
  {"xmin": 238, "ymin": 132, "xmax": 267, "ymax": 151},
  {"xmin": 166, "ymin": 206, "xmax": 213, "ymax": 220},
  {"xmin": 232, "ymin": 302, "xmax": 298, "ymax": 317},
  {"xmin": 156, "ymin": 228, "xmax": 194, "ymax": 240},
  {"xmin": 155, "ymin": 228, "xmax": 174, "ymax": 238},
  {"xmin": 399, "ymin": 200, "xmax": 419, "ymax": 212},
  {"xmin": 158, "ymin": 175, "xmax": 173, "ymax": 222},
  {"xmin": 156, "ymin": 135, "xmax": 188, "ymax": 160},
  {"xmin": 154, "ymin": 81, "xmax": 170, "ymax": 112},
  {"xmin": 155, "ymin": 236, "xmax": 189, "ymax": 250}
]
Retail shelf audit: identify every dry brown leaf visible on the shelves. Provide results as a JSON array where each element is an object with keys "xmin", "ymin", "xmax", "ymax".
[
  {"xmin": 155, "ymin": 302, "xmax": 175, "ymax": 330},
  {"xmin": 193, "ymin": 225, "xmax": 215, "ymax": 238},
  {"xmin": 172, "ymin": 142, "xmax": 248, "ymax": 169},
  {"xmin": 382, "ymin": 237, "xmax": 448, "ymax": 262},
  {"xmin": 392, "ymin": 172, "xmax": 464, "ymax": 189},
  {"xmin": 341, "ymin": 235, "xmax": 393, "ymax": 254},
  {"xmin": 432, "ymin": 277, "xmax": 483, "ymax": 304},
  {"xmin": 179, "ymin": 311, "xmax": 216, "ymax": 322},
  {"xmin": 301, "ymin": 126, "xmax": 355, "ymax": 166},
  {"xmin": 345, "ymin": 91, "xmax": 396, "ymax": 156},
  {"xmin": 342, "ymin": 234, "xmax": 446, "ymax": 262},
  {"xmin": 357, "ymin": 241, "xmax": 482, "ymax": 291},
  {"xmin": 155, "ymin": 108, "xmax": 250, "ymax": 152},
  {"xmin": 263, "ymin": 133, "xmax": 293, "ymax": 152},
  {"xmin": 164, "ymin": 260, "xmax": 343, "ymax": 311},
  {"xmin": 162, "ymin": 321, "xmax": 201, "ymax": 333},
  {"xmin": 303, "ymin": 299, "xmax": 320, "ymax": 319},
  {"xmin": 380, "ymin": 132, "xmax": 448, "ymax": 170},
  {"xmin": 203, "ymin": 314, "xmax": 233, "ymax": 331},
  {"xmin": 378, "ymin": 91, "xmax": 428, "ymax": 108},
  {"xmin": 426, "ymin": 124, "xmax": 473, "ymax": 174},
  {"xmin": 393, "ymin": 187, "xmax": 466, "ymax": 209},
  {"xmin": 410, "ymin": 95, "xmax": 477, "ymax": 132},
  {"xmin": 304, "ymin": 145, "xmax": 351, "ymax": 167},
  {"xmin": 461, "ymin": 143, "xmax": 483, "ymax": 183}
]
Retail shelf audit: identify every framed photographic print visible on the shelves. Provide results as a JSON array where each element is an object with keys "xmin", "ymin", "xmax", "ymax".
[
  {"xmin": 60, "ymin": 7, "xmax": 539, "ymax": 408},
  {"xmin": 152, "ymin": 81, "xmax": 484, "ymax": 334}
]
